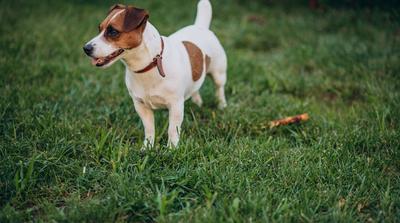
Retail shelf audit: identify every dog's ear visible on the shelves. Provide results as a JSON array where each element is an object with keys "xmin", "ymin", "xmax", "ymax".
[
  {"xmin": 108, "ymin": 4, "xmax": 125, "ymax": 14},
  {"xmin": 123, "ymin": 6, "xmax": 149, "ymax": 32}
]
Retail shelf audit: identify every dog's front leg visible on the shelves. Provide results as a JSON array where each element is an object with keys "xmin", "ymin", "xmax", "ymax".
[
  {"xmin": 134, "ymin": 101, "xmax": 155, "ymax": 150},
  {"xmin": 167, "ymin": 100, "xmax": 184, "ymax": 148}
]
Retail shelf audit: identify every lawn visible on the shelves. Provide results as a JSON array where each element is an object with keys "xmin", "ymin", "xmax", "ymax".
[{"xmin": 1, "ymin": 0, "xmax": 399, "ymax": 222}]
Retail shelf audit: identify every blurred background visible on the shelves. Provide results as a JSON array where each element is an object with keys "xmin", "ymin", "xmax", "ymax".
[{"xmin": 1, "ymin": 0, "xmax": 399, "ymax": 222}]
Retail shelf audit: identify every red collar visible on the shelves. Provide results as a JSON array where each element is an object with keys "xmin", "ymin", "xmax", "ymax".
[{"xmin": 134, "ymin": 37, "xmax": 166, "ymax": 77}]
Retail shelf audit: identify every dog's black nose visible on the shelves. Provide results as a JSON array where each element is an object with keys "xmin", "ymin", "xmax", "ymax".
[{"xmin": 83, "ymin": 44, "xmax": 94, "ymax": 56}]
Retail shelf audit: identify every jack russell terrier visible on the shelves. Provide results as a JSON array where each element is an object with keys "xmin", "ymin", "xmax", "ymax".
[{"xmin": 83, "ymin": 0, "xmax": 227, "ymax": 148}]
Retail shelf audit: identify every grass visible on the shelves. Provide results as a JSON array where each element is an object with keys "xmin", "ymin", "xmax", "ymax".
[{"xmin": 0, "ymin": 0, "xmax": 399, "ymax": 222}]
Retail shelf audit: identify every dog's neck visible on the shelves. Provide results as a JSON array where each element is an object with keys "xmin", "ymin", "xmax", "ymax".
[{"xmin": 121, "ymin": 22, "xmax": 163, "ymax": 72}]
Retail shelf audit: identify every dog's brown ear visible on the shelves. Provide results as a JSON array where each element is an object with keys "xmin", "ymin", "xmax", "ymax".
[
  {"xmin": 123, "ymin": 6, "xmax": 149, "ymax": 32},
  {"xmin": 108, "ymin": 4, "xmax": 125, "ymax": 14}
]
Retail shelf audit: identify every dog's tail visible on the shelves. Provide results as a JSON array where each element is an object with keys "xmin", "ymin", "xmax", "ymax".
[{"xmin": 194, "ymin": 0, "xmax": 212, "ymax": 29}]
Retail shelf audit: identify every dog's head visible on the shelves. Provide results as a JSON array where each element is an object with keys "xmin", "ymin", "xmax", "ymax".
[{"xmin": 83, "ymin": 4, "xmax": 149, "ymax": 68}]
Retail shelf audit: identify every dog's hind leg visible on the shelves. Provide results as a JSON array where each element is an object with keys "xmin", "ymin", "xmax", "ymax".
[
  {"xmin": 209, "ymin": 70, "xmax": 227, "ymax": 109},
  {"xmin": 191, "ymin": 91, "xmax": 203, "ymax": 107},
  {"xmin": 207, "ymin": 43, "xmax": 228, "ymax": 109}
]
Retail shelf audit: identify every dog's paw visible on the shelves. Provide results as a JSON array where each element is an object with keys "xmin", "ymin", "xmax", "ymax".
[
  {"xmin": 167, "ymin": 139, "xmax": 179, "ymax": 149},
  {"xmin": 140, "ymin": 139, "xmax": 154, "ymax": 151},
  {"xmin": 192, "ymin": 98, "xmax": 203, "ymax": 107},
  {"xmin": 218, "ymin": 102, "xmax": 227, "ymax": 110},
  {"xmin": 140, "ymin": 145, "xmax": 149, "ymax": 152},
  {"xmin": 191, "ymin": 93, "xmax": 203, "ymax": 107}
]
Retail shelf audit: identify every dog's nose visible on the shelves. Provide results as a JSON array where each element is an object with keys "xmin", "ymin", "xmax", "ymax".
[{"xmin": 83, "ymin": 44, "xmax": 94, "ymax": 56}]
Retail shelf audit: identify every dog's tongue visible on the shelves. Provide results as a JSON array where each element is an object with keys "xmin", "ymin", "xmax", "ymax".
[{"xmin": 91, "ymin": 58, "xmax": 104, "ymax": 66}]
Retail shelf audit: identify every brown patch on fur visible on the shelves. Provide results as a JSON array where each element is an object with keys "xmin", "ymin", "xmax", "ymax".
[
  {"xmin": 205, "ymin": 55, "xmax": 211, "ymax": 72},
  {"xmin": 99, "ymin": 5, "xmax": 149, "ymax": 49},
  {"xmin": 182, "ymin": 41, "xmax": 204, "ymax": 81}
]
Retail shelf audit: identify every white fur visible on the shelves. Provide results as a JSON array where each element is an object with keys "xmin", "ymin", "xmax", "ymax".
[{"xmin": 88, "ymin": 0, "xmax": 228, "ymax": 148}]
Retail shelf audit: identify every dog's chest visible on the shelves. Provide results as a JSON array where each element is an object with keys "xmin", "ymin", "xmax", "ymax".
[{"xmin": 125, "ymin": 72, "xmax": 169, "ymax": 109}]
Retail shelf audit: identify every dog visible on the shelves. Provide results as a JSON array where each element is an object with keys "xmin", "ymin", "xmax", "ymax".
[{"xmin": 83, "ymin": 0, "xmax": 227, "ymax": 148}]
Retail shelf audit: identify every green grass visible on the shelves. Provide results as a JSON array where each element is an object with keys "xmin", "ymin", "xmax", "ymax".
[{"xmin": 1, "ymin": 0, "xmax": 399, "ymax": 222}]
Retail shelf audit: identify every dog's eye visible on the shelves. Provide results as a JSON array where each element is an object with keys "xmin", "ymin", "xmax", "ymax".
[{"xmin": 106, "ymin": 26, "xmax": 120, "ymax": 38}]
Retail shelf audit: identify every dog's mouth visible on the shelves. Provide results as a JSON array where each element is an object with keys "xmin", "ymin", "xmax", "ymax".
[{"xmin": 91, "ymin": 49, "xmax": 124, "ymax": 67}]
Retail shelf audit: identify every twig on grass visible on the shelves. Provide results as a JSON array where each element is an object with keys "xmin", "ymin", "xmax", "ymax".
[{"xmin": 269, "ymin": 113, "xmax": 309, "ymax": 129}]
